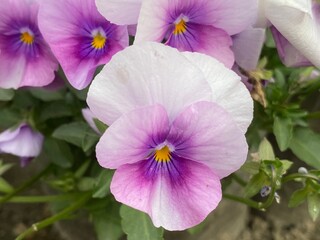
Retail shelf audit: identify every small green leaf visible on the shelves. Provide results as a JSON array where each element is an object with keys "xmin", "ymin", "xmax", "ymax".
[
  {"xmin": 120, "ymin": 205, "xmax": 164, "ymax": 240},
  {"xmin": 0, "ymin": 88, "xmax": 14, "ymax": 101},
  {"xmin": 289, "ymin": 128, "xmax": 320, "ymax": 169},
  {"xmin": 0, "ymin": 162, "xmax": 15, "ymax": 176},
  {"xmin": 39, "ymin": 101, "xmax": 73, "ymax": 121},
  {"xmin": 273, "ymin": 116, "xmax": 293, "ymax": 151},
  {"xmin": 92, "ymin": 170, "xmax": 114, "ymax": 198},
  {"xmin": 82, "ymin": 127, "xmax": 99, "ymax": 152},
  {"xmin": 44, "ymin": 138, "xmax": 74, "ymax": 168},
  {"xmin": 288, "ymin": 187, "xmax": 308, "ymax": 208},
  {"xmin": 77, "ymin": 177, "xmax": 95, "ymax": 191},
  {"xmin": 93, "ymin": 118, "xmax": 108, "ymax": 133},
  {"xmin": 0, "ymin": 108, "xmax": 22, "ymax": 128},
  {"xmin": 244, "ymin": 171, "xmax": 268, "ymax": 198},
  {"xmin": 258, "ymin": 138, "xmax": 275, "ymax": 160},
  {"xmin": 0, "ymin": 177, "xmax": 14, "ymax": 193},
  {"xmin": 307, "ymin": 193, "xmax": 320, "ymax": 221},
  {"xmin": 240, "ymin": 161, "xmax": 261, "ymax": 174},
  {"xmin": 29, "ymin": 88, "xmax": 65, "ymax": 101},
  {"xmin": 279, "ymin": 160, "xmax": 293, "ymax": 175}
]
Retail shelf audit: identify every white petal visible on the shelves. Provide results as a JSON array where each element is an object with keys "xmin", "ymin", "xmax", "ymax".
[
  {"xmin": 181, "ymin": 52, "xmax": 253, "ymax": 133},
  {"xmin": 265, "ymin": 0, "xmax": 320, "ymax": 68},
  {"xmin": 87, "ymin": 42, "xmax": 212, "ymax": 125}
]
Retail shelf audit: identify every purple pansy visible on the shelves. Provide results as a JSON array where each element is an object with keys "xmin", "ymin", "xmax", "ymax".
[
  {"xmin": 87, "ymin": 43, "xmax": 253, "ymax": 230},
  {"xmin": 38, "ymin": 0, "xmax": 129, "ymax": 90},
  {"xmin": 0, "ymin": 0, "xmax": 58, "ymax": 89},
  {"xmin": 0, "ymin": 124, "xmax": 44, "ymax": 167}
]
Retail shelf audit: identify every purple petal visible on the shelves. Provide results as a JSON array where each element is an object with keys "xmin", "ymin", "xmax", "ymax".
[
  {"xmin": 111, "ymin": 156, "xmax": 221, "ymax": 230},
  {"xmin": 96, "ymin": 105, "xmax": 170, "ymax": 169},
  {"xmin": 166, "ymin": 23, "xmax": 234, "ymax": 68},
  {"xmin": 0, "ymin": 125, "xmax": 44, "ymax": 158},
  {"xmin": 271, "ymin": 26, "xmax": 312, "ymax": 67},
  {"xmin": 0, "ymin": 125, "xmax": 22, "ymax": 142},
  {"xmin": 168, "ymin": 101, "xmax": 248, "ymax": 179}
]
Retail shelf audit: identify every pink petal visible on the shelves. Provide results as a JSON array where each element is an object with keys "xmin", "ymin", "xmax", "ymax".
[
  {"xmin": 168, "ymin": 101, "xmax": 248, "ymax": 179},
  {"xmin": 111, "ymin": 157, "xmax": 221, "ymax": 230},
  {"xmin": 96, "ymin": 105, "xmax": 169, "ymax": 169}
]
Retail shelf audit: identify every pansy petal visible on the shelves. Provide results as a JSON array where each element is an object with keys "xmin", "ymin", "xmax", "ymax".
[
  {"xmin": 182, "ymin": 52, "xmax": 253, "ymax": 133},
  {"xmin": 232, "ymin": 28, "xmax": 266, "ymax": 70},
  {"xmin": 0, "ymin": 126, "xmax": 21, "ymax": 142},
  {"xmin": 271, "ymin": 26, "xmax": 312, "ymax": 67},
  {"xmin": 87, "ymin": 42, "xmax": 212, "ymax": 125},
  {"xmin": 0, "ymin": 55, "xmax": 25, "ymax": 89},
  {"xmin": 166, "ymin": 23, "xmax": 234, "ymax": 68},
  {"xmin": 82, "ymin": 108, "xmax": 100, "ymax": 134},
  {"xmin": 95, "ymin": 0, "xmax": 142, "ymax": 25},
  {"xmin": 111, "ymin": 156, "xmax": 221, "ymax": 230},
  {"xmin": 168, "ymin": 101, "xmax": 248, "ymax": 179},
  {"xmin": 265, "ymin": 0, "xmax": 320, "ymax": 68},
  {"xmin": 0, "ymin": 125, "xmax": 43, "ymax": 157},
  {"xmin": 96, "ymin": 105, "xmax": 169, "ymax": 169}
]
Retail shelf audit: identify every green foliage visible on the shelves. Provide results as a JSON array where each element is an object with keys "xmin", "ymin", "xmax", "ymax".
[
  {"xmin": 44, "ymin": 138, "xmax": 74, "ymax": 168},
  {"xmin": 92, "ymin": 170, "xmax": 114, "ymax": 198},
  {"xmin": 0, "ymin": 88, "xmax": 14, "ymax": 101},
  {"xmin": 120, "ymin": 205, "xmax": 164, "ymax": 240},
  {"xmin": 307, "ymin": 193, "xmax": 320, "ymax": 221},
  {"xmin": 273, "ymin": 116, "xmax": 293, "ymax": 151}
]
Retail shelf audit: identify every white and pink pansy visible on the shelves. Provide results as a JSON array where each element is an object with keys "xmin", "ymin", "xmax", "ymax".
[{"xmin": 87, "ymin": 42, "xmax": 253, "ymax": 230}]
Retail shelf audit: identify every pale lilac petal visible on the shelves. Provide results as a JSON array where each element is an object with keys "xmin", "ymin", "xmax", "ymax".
[
  {"xmin": 0, "ymin": 125, "xmax": 44, "ymax": 157},
  {"xmin": 265, "ymin": 0, "xmax": 320, "ymax": 68},
  {"xmin": 271, "ymin": 26, "xmax": 312, "ymax": 67},
  {"xmin": 87, "ymin": 42, "xmax": 212, "ymax": 125},
  {"xmin": 254, "ymin": 0, "xmax": 271, "ymax": 28},
  {"xmin": 111, "ymin": 157, "xmax": 221, "ymax": 230},
  {"xmin": 0, "ymin": 55, "xmax": 25, "ymax": 89},
  {"xmin": 95, "ymin": 0, "xmax": 142, "ymax": 25},
  {"xmin": 181, "ymin": 52, "xmax": 253, "ymax": 133},
  {"xmin": 168, "ymin": 102, "xmax": 248, "ymax": 179},
  {"xmin": 82, "ymin": 108, "xmax": 100, "ymax": 134},
  {"xmin": 96, "ymin": 105, "xmax": 169, "ymax": 169},
  {"xmin": 232, "ymin": 28, "xmax": 266, "ymax": 70},
  {"xmin": 0, "ymin": 126, "xmax": 21, "ymax": 142},
  {"xmin": 166, "ymin": 23, "xmax": 234, "ymax": 68}
]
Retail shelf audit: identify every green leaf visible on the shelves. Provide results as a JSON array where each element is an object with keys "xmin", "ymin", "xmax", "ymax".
[
  {"xmin": 279, "ymin": 160, "xmax": 293, "ymax": 175},
  {"xmin": 273, "ymin": 116, "xmax": 293, "ymax": 151},
  {"xmin": 43, "ymin": 138, "xmax": 74, "ymax": 168},
  {"xmin": 244, "ymin": 171, "xmax": 268, "ymax": 198},
  {"xmin": 120, "ymin": 205, "xmax": 164, "ymax": 240},
  {"xmin": 307, "ymin": 193, "xmax": 320, "ymax": 221},
  {"xmin": 93, "ymin": 118, "xmax": 108, "ymax": 133},
  {"xmin": 52, "ymin": 122, "xmax": 98, "ymax": 151},
  {"xmin": 240, "ymin": 161, "xmax": 261, "ymax": 175},
  {"xmin": 0, "ymin": 88, "xmax": 14, "ymax": 101},
  {"xmin": 288, "ymin": 187, "xmax": 309, "ymax": 208},
  {"xmin": 0, "ymin": 161, "xmax": 15, "ymax": 176},
  {"xmin": 258, "ymin": 138, "xmax": 275, "ymax": 160},
  {"xmin": 92, "ymin": 202, "xmax": 123, "ymax": 240},
  {"xmin": 92, "ymin": 170, "xmax": 114, "ymax": 198},
  {"xmin": 29, "ymin": 88, "xmax": 65, "ymax": 102},
  {"xmin": 289, "ymin": 128, "xmax": 320, "ymax": 169},
  {"xmin": 39, "ymin": 101, "xmax": 73, "ymax": 121},
  {"xmin": 0, "ymin": 177, "xmax": 14, "ymax": 193},
  {"xmin": 77, "ymin": 177, "xmax": 95, "ymax": 191},
  {"xmin": 0, "ymin": 108, "xmax": 22, "ymax": 128}
]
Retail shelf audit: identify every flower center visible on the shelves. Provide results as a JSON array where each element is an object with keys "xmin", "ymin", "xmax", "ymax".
[
  {"xmin": 91, "ymin": 29, "xmax": 107, "ymax": 50},
  {"xmin": 154, "ymin": 145, "xmax": 171, "ymax": 162},
  {"xmin": 20, "ymin": 31, "xmax": 34, "ymax": 45},
  {"xmin": 173, "ymin": 19, "xmax": 187, "ymax": 35}
]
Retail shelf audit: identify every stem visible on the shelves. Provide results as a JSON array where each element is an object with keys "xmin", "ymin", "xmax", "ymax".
[
  {"xmin": 222, "ymin": 194, "xmax": 263, "ymax": 210},
  {"xmin": 282, "ymin": 173, "xmax": 319, "ymax": 183},
  {"xmin": 0, "ymin": 193, "xmax": 81, "ymax": 203},
  {"xmin": 0, "ymin": 165, "xmax": 52, "ymax": 204},
  {"xmin": 232, "ymin": 174, "xmax": 247, "ymax": 187},
  {"xmin": 15, "ymin": 192, "xmax": 91, "ymax": 240}
]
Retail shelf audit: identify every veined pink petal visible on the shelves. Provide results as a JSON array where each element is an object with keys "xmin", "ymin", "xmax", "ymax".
[
  {"xmin": 87, "ymin": 42, "xmax": 212, "ymax": 125},
  {"xmin": 168, "ymin": 102, "xmax": 248, "ymax": 179},
  {"xmin": 182, "ymin": 52, "xmax": 253, "ymax": 133},
  {"xmin": 111, "ymin": 157, "xmax": 221, "ymax": 230},
  {"xmin": 265, "ymin": 0, "xmax": 320, "ymax": 68},
  {"xmin": 95, "ymin": 0, "xmax": 142, "ymax": 25},
  {"xmin": 96, "ymin": 105, "xmax": 169, "ymax": 169}
]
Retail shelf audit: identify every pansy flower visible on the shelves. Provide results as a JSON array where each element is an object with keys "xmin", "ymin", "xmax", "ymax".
[
  {"xmin": 0, "ymin": 124, "xmax": 44, "ymax": 167},
  {"xmin": 264, "ymin": 0, "xmax": 320, "ymax": 68},
  {"xmin": 87, "ymin": 43, "xmax": 253, "ymax": 230},
  {"xmin": 38, "ymin": 0, "xmax": 128, "ymax": 90},
  {"xmin": 0, "ymin": 0, "xmax": 58, "ymax": 89}
]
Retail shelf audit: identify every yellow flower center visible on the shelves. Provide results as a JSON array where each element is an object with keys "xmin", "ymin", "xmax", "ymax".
[
  {"xmin": 91, "ymin": 33, "xmax": 106, "ymax": 49},
  {"xmin": 173, "ymin": 19, "xmax": 187, "ymax": 35},
  {"xmin": 154, "ymin": 145, "xmax": 171, "ymax": 162},
  {"xmin": 20, "ymin": 31, "xmax": 34, "ymax": 45}
]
